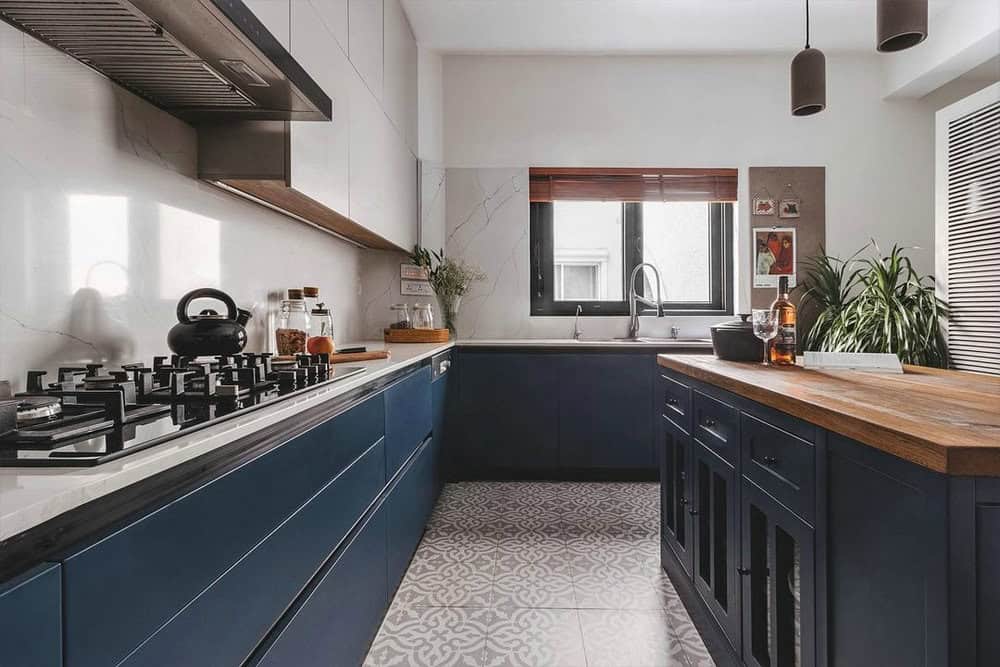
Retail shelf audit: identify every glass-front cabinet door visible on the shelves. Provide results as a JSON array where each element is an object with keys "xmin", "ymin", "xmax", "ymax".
[
  {"xmin": 692, "ymin": 440, "xmax": 741, "ymax": 651},
  {"xmin": 660, "ymin": 415, "xmax": 693, "ymax": 575},
  {"xmin": 741, "ymin": 479, "xmax": 816, "ymax": 667}
]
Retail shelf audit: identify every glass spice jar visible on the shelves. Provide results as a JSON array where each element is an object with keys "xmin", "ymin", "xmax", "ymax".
[
  {"xmin": 390, "ymin": 304, "xmax": 411, "ymax": 329},
  {"xmin": 307, "ymin": 302, "xmax": 335, "ymax": 355},
  {"xmin": 412, "ymin": 303, "xmax": 434, "ymax": 330},
  {"xmin": 276, "ymin": 288, "xmax": 310, "ymax": 355}
]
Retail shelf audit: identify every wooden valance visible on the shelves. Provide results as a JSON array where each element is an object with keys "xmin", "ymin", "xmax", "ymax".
[{"xmin": 529, "ymin": 167, "xmax": 738, "ymax": 203}]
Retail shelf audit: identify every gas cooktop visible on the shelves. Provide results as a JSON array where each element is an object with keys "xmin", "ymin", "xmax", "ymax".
[{"xmin": 0, "ymin": 353, "xmax": 365, "ymax": 467}]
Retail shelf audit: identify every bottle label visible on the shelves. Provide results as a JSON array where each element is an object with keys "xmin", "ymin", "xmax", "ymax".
[{"xmin": 775, "ymin": 323, "xmax": 796, "ymax": 347}]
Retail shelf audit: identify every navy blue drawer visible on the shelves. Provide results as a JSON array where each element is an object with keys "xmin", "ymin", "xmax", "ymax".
[
  {"xmin": 741, "ymin": 413, "xmax": 816, "ymax": 525},
  {"xmin": 692, "ymin": 390, "xmax": 739, "ymax": 465},
  {"xmin": 119, "ymin": 438, "xmax": 386, "ymax": 666},
  {"xmin": 62, "ymin": 393, "xmax": 385, "ymax": 667},
  {"xmin": 385, "ymin": 366, "xmax": 433, "ymax": 479},
  {"xmin": 255, "ymin": 499, "xmax": 390, "ymax": 667},
  {"xmin": 386, "ymin": 436, "xmax": 438, "ymax": 592},
  {"xmin": 0, "ymin": 563, "xmax": 61, "ymax": 667},
  {"xmin": 658, "ymin": 373, "xmax": 692, "ymax": 433}
]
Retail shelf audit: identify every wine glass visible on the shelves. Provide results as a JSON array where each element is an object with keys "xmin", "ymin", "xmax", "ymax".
[{"xmin": 751, "ymin": 309, "xmax": 778, "ymax": 366}]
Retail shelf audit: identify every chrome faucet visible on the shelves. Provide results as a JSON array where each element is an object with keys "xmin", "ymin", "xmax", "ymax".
[
  {"xmin": 573, "ymin": 304, "xmax": 583, "ymax": 340},
  {"xmin": 627, "ymin": 263, "xmax": 665, "ymax": 339}
]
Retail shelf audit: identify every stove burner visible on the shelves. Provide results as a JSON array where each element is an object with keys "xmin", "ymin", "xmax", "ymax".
[{"xmin": 16, "ymin": 396, "xmax": 62, "ymax": 425}]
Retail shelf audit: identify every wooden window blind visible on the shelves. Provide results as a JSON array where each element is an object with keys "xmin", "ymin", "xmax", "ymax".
[
  {"xmin": 946, "ymin": 98, "xmax": 1000, "ymax": 375},
  {"xmin": 529, "ymin": 167, "xmax": 738, "ymax": 203}
]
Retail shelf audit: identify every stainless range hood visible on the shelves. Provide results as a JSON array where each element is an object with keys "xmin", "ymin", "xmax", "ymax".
[{"xmin": 0, "ymin": 0, "xmax": 332, "ymax": 122}]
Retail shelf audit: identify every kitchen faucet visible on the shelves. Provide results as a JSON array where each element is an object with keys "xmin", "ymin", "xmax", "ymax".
[
  {"xmin": 627, "ymin": 263, "xmax": 665, "ymax": 339},
  {"xmin": 573, "ymin": 304, "xmax": 584, "ymax": 340}
]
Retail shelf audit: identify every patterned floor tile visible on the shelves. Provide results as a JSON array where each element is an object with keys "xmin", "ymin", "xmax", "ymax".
[
  {"xmin": 492, "ymin": 554, "xmax": 577, "ymax": 609},
  {"xmin": 578, "ymin": 608, "xmax": 691, "ymax": 667},
  {"xmin": 483, "ymin": 608, "xmax": 587, "ymax": 667},
  {"xmin": 364, "ymin": 606, "xmax": 491, "ymax": 667},
  {"xmin": 394, "ymin": 550, "xmax": 495, "ymax": 608},
  {"xmin": 565, "ymin": 534, "xmax": 661, "ymax": 574},
  {"xmin": 573, "ymin": 565, "xmax": 678, "ymax": 610}
]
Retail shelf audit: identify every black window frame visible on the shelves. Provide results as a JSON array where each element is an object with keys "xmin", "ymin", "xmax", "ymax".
[{"xmin": 530, "ymin": 200, "xmax": 734, "ymax": 316}]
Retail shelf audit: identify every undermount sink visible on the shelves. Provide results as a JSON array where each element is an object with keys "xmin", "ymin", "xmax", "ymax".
[{"xmin": 576, "ymin": 336, "xmax": 712, "ymax": 344}]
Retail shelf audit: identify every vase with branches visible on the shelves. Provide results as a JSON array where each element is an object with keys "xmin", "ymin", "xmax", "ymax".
[
  {"xmin": 410, "ymin": 246, "xmax": 486, "ymax": 335},
  {"xmin": 798, "ymin": 242, "xmax": 949, "ymax": 367}
]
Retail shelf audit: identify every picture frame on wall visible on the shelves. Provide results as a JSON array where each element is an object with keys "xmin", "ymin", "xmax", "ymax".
[
  {"xmin": 753, "ymin": 227, "xmax": 797, "ymax": 288},
  {"xmin": 753, "ymin": 197, "xmax": 776, "ymax": 216},
  {"xmin": 779, "ymin": 198, "xmax": 801, "ymax": 218}
]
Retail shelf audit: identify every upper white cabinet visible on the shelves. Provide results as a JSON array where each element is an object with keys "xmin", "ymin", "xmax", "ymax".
[
  {"xmin": 383, "ymin": 0, "xmax": 418, "ymax": 153},
  {"xmin": 349, "ymin": 0, "xmax": 384, "ymax": 102},
  {"xmin": 310, "ymin": 0, "xmax": 349, "ymax": 53}
]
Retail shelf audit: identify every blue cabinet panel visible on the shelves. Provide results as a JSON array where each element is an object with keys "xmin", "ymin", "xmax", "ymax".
[
  {"xmin": 61, "ymin": 392, "xmax": 385, "ymax": 667},
  {"xmin": 660, "ymin": 415, "xmax": 694, "ymax": 575},
  {"xmin": 119, "ymin": 438, "xmax": 386, "ymax": 666},
  {"xmin": 432, "ymin": 355, "xmax": 452, "ymax": 489},
  {"xmin": 386, "ymin": 437, "xmax": 437, "ymax": 592},
  {"xmin": 558, "ymin": 354, "xmax": 655, "ymax": 469},
  {"xmin": 457, "ymin": 351, "xmax": 560, "ymax": 471},
  {"xmin": 0, "ymin": 563, "xmax": 61, "ymax": 667},
  {"xmin": 255, "ymin": 501, "xmax": 390, "ymax": 667},
  {"xmin": 385, "ymin": 366, "xmax": 433, "ymax": 479}
]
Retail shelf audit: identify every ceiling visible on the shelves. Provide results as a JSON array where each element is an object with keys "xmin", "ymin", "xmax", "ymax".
[{"xmin": 400, "ymin": 0, "xmax": 960, "ymax": 55}]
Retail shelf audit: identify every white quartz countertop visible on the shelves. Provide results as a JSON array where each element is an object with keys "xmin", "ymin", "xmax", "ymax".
[
  {"xmin": 0, "ymin": 340, "xmax": 454, "ymax": 543},
  {"xmin": 456, "ymin": 338, "xmax": 714, "ymax": 349}
]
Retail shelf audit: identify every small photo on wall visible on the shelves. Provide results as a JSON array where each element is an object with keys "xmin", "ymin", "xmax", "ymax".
[
  {"xmin": 753, "ymin": 197, "xmax": 776, "ymax": 216},
  {"xmin": 779, "ymin": 198, "xmax": 801, "ymax": 218},
  {"xmin": 753, "ymin": 227, "xmax": 797, "ymax": 288}
]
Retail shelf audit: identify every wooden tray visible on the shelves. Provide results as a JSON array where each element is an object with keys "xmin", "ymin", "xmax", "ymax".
[
  {"xmin": 383, "ymin": 328, "xmax": 451, "ymax": 344},
  {"xmin": 329, "ymin": 350, "xmax": 390, "ymax": 364}
]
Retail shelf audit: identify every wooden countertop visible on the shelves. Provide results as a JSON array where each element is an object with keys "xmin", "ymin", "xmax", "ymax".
[{"xmin": 657, "ymin": 354, "xmax": 1000, "ymax": 476}]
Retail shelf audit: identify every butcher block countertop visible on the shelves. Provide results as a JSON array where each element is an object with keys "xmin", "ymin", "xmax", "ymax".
[{"xmin": 657, "ymin": 354, "xmax": 1000, "ymax": 476}]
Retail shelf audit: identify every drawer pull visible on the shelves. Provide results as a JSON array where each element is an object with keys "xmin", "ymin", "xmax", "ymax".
[
  {"xmin": 703, "ymin": 418, "xmax": 716, "ymax": 427},
  {"xmin": 762, "ymin": 455, "xmax": 779, "ymax": 466},
  {"xmin": 666, "ymin": 397, "xmax": 679, "ymax": 406},
  {"xmin": 688, "ymin": 508, "xmax": 699, "ymax": 516},
  {"xmin": 679, "ymin": 497, "xmax": 689, "ymax": 505},
  {"xmin": 737, "ymin": 567, "xmax": 751, "ymax": 576}
]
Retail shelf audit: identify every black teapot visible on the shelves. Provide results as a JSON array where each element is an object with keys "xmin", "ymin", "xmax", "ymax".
[{"xmin": 167, "ymin": 288, "xmax": 250, "ymax": 357}]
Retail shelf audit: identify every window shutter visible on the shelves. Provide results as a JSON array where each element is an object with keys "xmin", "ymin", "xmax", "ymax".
[
  {"xmin": 529, "ymin": 168, "xmax": 737, "ymax": 203},
  {"xmin": 946, "ymin": 98, "xmax": 1000, "ymax": 374}
]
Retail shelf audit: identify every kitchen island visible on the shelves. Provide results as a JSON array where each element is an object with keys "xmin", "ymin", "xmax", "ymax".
[{"xmin": 655, "ymin": 354, "xmax": 1000, "ymax": 667}]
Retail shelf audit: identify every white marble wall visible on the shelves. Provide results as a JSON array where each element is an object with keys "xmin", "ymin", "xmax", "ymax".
[
  {"xmin": 444, "ymin": 168, "xmax": 733, "ymax": 340},
  {"xmin": 0, "ymin": 22, "xmax": 374, "ymax": 390}
]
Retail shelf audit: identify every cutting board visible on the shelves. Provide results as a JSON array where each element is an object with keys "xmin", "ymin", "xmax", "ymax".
[
  {"xmin": 329, "ymin": 350, "xmax": 390, "ymax": 364},
  {"xmin": 383, "ymin": 328, "xmax": 450, "ymax": 343}
]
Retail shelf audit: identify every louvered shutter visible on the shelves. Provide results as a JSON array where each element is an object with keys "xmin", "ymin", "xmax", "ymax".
[{"xmin": 944, "ymin": 92, "xmax": 1000, "ymax": 374}]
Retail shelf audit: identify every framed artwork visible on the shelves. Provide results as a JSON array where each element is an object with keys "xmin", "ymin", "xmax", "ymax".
[
  {"xmin": 753, "ymin": 227, "xmax": 797, "ymax": 288},
  {"xmin": 779, "ymin": 198, "xmax": 801, "ymax": 218},
  {"xmin": 753, "ymin": 197, "xmax": 776, "ymax": 216}
]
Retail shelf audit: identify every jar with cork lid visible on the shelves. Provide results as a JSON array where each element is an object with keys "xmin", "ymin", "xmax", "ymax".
[{"xmin": 276, "ymin": 288, "xmax": 310, "ymax": 355}]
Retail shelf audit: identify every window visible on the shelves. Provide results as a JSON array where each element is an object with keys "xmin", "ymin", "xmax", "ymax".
[{"xmin": 530, "ymin": 168, "xmax": 735, "ymax": 316}]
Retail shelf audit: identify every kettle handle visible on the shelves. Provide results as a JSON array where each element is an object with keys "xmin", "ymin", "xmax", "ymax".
[{"xmin": 176, "ymin": 288, "xmax": 239, "ymax": 324}]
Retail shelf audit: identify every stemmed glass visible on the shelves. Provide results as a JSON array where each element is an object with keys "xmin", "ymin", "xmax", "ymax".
[{"xmin": 751, "ymin": 309, "xmax": 778, "ymax": 366}]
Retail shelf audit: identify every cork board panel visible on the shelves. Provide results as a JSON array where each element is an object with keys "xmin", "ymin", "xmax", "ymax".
[{"xmin": 749, "ymin": 167, "xmax": 826, "ymax": 310}]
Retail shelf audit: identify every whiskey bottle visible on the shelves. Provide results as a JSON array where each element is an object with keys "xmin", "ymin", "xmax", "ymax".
[{"xmin": 770, "ymin": 276, "xmax": 796, "ymax": 366}]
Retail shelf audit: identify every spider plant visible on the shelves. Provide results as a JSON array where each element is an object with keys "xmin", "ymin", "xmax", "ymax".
[{"xmin": 800, "ymin": 243, "xmax": 949, "ymax": 367}]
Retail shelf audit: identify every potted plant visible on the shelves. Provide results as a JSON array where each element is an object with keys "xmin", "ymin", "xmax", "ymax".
[
  {"xmin": 799, "ymin": 243, "xmax": 949, "ymax": 367},
  {"xmin": 410, "ymin": 246, "xmax": 486, "ymax": 335}
]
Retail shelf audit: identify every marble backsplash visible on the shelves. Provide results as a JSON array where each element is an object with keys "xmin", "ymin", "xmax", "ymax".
[{"xmin": 0, "ymin": 22, "xmax": 374, "ymax": 390}]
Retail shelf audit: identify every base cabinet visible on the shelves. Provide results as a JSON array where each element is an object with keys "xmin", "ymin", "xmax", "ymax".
[
  {"xmin": 0, "ymin": 563, "xmax": 61, "ymax": 667},
  {"xmin": 741, "ymin": 479, "xmax": 816, "ymax": 667},
  {"xmin": 660, "ymin": 416, "xmax": 693, "ymax": 575},
  {"xmin": 692, "ymin": 441, "xmax": 741, "ymax": 651}
]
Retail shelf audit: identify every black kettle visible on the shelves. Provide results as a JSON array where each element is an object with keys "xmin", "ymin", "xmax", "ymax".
[{"xmin": 167, "ymin": 288, "xmax": 251, "ymax": 357}]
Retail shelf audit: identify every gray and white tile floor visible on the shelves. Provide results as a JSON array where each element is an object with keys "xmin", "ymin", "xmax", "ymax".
[{"xmin": 364, "ymin": 481, "xmax": 714, "ymax": 667}]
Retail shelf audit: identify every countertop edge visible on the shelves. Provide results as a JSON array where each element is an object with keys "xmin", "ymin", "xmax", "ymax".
[{"xmin": 656, "ymin": 354, "xmax": 997, "ymax": 476}]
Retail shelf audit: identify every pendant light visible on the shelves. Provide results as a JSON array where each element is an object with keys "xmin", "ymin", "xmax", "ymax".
[
  {"xmin": 877, "ymin": 0, "xmax": 928, "ymax": 52},
  {"xmin": 790, "ymin": 0, "xmax": 825, "ymax": 116}
]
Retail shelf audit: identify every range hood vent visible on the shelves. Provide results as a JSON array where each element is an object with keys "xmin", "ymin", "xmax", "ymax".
[{"xmin": 0, "ymin": 0, "xmax": 332, "ymax": 122}]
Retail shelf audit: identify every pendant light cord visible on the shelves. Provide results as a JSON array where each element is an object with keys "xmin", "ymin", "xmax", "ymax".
[{"xmin": 805, "ymin": 0, "xmax": 811, "ymax": 48}]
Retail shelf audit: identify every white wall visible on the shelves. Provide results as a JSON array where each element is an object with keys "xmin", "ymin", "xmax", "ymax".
[
  {"xmin": 0, "ymin": 20, "xmax": 379, "ymax": 390},
  {"xmin": 441, "ymin": 54, "xmax": 941, "ymax": 338}
]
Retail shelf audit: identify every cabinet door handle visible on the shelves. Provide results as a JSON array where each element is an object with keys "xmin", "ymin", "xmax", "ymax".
[
  {"xmin": 679, "ymin": 497, "xmax": 689, "ymax": 505},
  {"xmin": 737, "ymin": 567, "xmax": 752, "ymax": 576},
  {"xmin": 666, "ymin": 397, "xmax": 678, "ymax": 406},
  {"xmin": 688, "ymin": 508, "xmax": 699, "ymax": 516},
  {"xmin": 703, "ymin": 418, "xmax": 716, "ymax": 427},
  {"xmin": 762, "ymin": 455, "xmax": 779, "ymax": 466}
]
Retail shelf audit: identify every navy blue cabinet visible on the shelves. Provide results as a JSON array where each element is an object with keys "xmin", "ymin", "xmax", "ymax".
[
  {"xmin": 660, "ymin": 415, "xmax": 694, "ymax": 575},
  {"xmin": 457, "ymin": 351, "xmax": 561, "ymax": 471},
  {"xmin": 254, "ymin": 501, "xmax": 390, "ymax": 667},
  {"xmin": 0, "ymin": 563, "xmax": 61, "ymax": 667},
  {"xmin": 385, "ymin": 366, "xmax": 432, "ymax": 479},
  {"xmin": 559, "ymin": 353, "xmax": 654, "ymax": 469},
  {"xmin": 691, "ymin": 440, "xmax": 740, "ymax": 651},
  {"xmin": 386, "ymin": 437, "xmax": 438, "ymax": 593},
  {"xmin": 431, "ymin": 350, "xmax": 453, "ymax": 491},
  {"xmin": 61, "ymin": 392, "xmax": 385, "ymax": 667}
]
